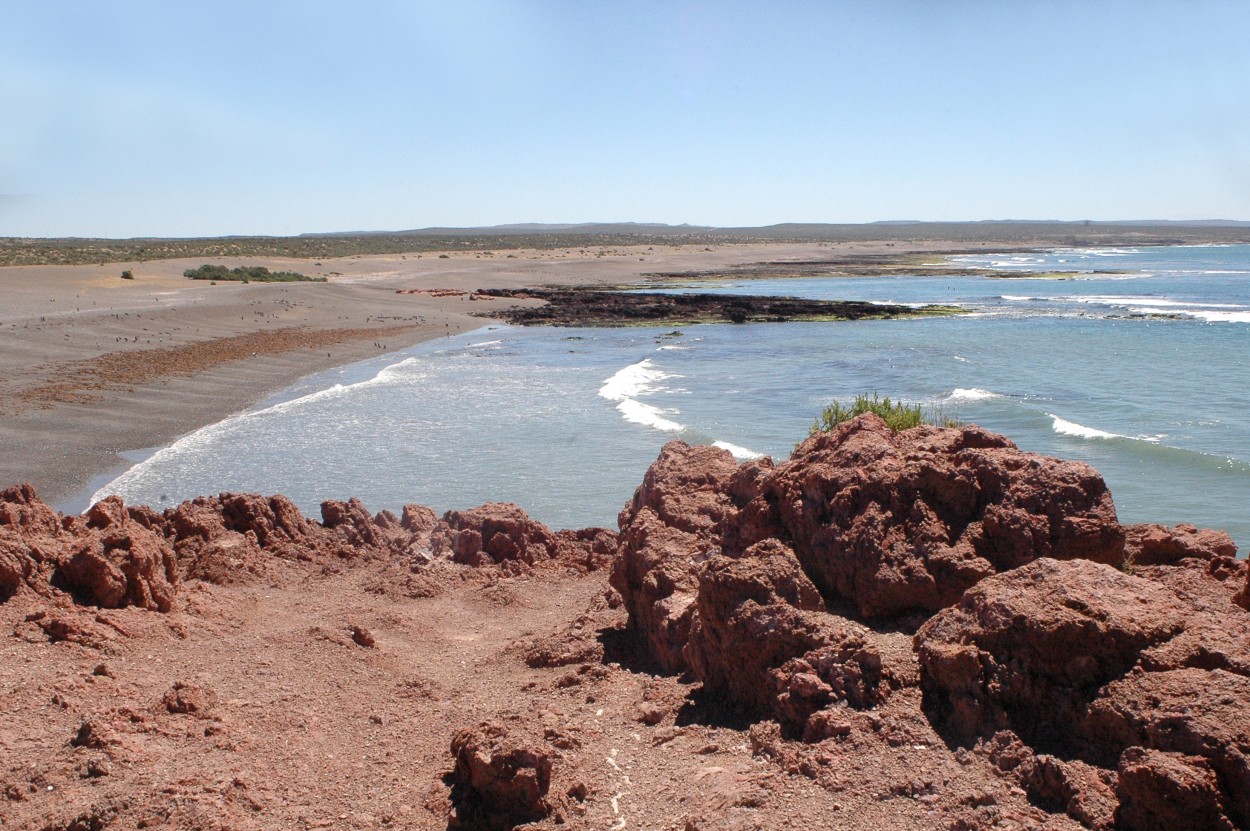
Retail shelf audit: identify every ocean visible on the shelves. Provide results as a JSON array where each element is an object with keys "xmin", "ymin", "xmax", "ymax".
[{"xmin": 89, "ymin": 244, "xmax": 1250, "ymax": 550}]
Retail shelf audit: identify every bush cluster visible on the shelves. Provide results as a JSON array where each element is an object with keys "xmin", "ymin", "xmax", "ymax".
[
  {"xmin": 811, "ymin": 392, "xmax": 958, "ymax": 434},
  {"xmin": 184, "ymin": 264, "xmax": 325, "ymax": 283}
]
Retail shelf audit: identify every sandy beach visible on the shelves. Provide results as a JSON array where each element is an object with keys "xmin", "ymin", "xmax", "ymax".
[{"xmin": 2, "ymin": 239, "xmax": 1003, "ymax": 509}]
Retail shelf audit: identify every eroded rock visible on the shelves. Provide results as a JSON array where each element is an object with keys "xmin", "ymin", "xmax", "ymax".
[
  {"xmin": 915, "ymin": 558, "xmax": 1185, "ymax": 749},
  {"xmin": 1124, "ymin": 522, "xmax": 1237, "ymax": 566},
  {"xmin": 738, "ymin": 415, "xmax": 1126, "ymax": 617},
  {"xmin": 449, "ymin": 722, "xmax": 554, "ymax": 830}
]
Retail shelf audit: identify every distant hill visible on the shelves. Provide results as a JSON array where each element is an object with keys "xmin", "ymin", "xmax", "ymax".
[{"xmin": 3, "ymin": 220, "xmax": 1249, "ymax": 267}]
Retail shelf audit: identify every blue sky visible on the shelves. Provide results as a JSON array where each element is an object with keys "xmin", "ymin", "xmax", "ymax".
[{"xmin": 3, "ymin": 1, "xmax": 1249, "ymax": 237}]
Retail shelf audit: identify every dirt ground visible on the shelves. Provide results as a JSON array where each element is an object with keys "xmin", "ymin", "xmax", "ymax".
[{"xmin": 0, "ymin": 536, "xmax": 1069, "ymax": 831}]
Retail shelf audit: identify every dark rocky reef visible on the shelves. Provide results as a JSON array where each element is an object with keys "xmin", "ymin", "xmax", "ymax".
[{"xmin": 473, "ymin": 287, "xmax": 953, "ymax": 326}]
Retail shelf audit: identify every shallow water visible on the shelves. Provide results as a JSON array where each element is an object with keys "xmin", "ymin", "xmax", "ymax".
[{"xmin": 91, "ymin": 245, "xmax": 1250, "ymax": 549}]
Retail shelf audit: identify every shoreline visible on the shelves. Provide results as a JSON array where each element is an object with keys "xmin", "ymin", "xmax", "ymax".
[{"xmin": 0, "ymin": 237, "xmax": 1195, "ymax": 508}]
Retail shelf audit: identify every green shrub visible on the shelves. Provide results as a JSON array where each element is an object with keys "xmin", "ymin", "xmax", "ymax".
[
  {"xmin": 810, "ymin": 393, "xmax": 958, "ymax": 434},
  {"xmin": 183, "ymin": 264, "xmax": 325, "ymax": 283}
]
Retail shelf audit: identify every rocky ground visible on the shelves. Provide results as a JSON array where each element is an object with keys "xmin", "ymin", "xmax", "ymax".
[{"xmin": 2, "ymin": 414, "xmax": 1246, "ymax": 830}]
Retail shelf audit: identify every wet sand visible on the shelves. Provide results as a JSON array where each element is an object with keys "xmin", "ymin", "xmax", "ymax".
[{"xmin": 0, "ymin": 240, "xmax": 1017, "ymax": 507}]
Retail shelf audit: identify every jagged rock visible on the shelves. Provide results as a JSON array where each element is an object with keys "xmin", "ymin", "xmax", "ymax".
[
  {"xmin": 0, "ymin": 531, "xmax": 40, "ymax": 600},
  {"xmin": 731, "ymin": 415, "xmax": 1126, "ymax": 618},
  {"xmin": 321, "ymin": 497, "xmax": 387, "ymax": 552},
  {"xmin": 610, "ymin": 442, "xmax": 739, "ymax": 673},
  {"xmin": 623, "ymin": 440, "xmax": 740, "ymax": 537},
  {"xmin": 165, "ymin": 491, "xmax": 369, "ymax": 565},
  {"xmin": 0, "ymin": 483, "xmax": 64, "ymax": 539},
  {"xmin": 401, "ymin": 503, "xmax": 438, "ymax": 535},
  {"xmin": 1116, "ymin": 747, "xmax": 1235, "ymax": 831},
  {"xmin": 1085, "ymin": 668, "xmax": 1250, "ymax": 827},
  {"xmin": 1134, "ymin": 558, "xmax": 1250, "ymax": 677},
  {"xmin": 0, "ymin": 485, "xmax": 65, "ymax": 600},
  {"xmin": 428, "ymin": 502, "xmax": 612, "ymax": 574},
  {"xmin": 915, "ymin": 558, "xmax": 1185, "ymax": 749},
  {"xmin": 613, "ymin": 416, "xmax": 1132, "ymax": 682},
  {"xmin": 1125, "ymin": 522, "xmax": 1237, "ymax": 566},
  {"xmin": 183, "ymin": 532, "xmax": 269, "ymax": 585},
  {"xmin": 58, "ymin": 497, "xmax": 178, "ymax": 612},
  {"xmin": 550, "ymin": 527, "xmax": 618, "ymax": 573},
  {"xmin": 449, "ymin": 722, "xmax": 554, "ymax": 830},
  {"xmin": 684, "ymin": 539, "xmax": 892, "ymax": 733}
]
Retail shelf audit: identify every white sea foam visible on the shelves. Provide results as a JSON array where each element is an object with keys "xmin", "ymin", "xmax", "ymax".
[
  {"xmin": 616, "ymin": 398, "xmax": 684, "ymax": 432},
  {"xmin": 1186, "ymin": 310, "xmax": 1250, "ymax": 323},
  {"xmin": 598, "ymin": 358, "xmax": 679, "ymax": 401},
  {"xmin": 1074, "ymin": 296, "xmax": 1241, "ymax": 309},
  {"xmin": 952, "ymin": 355, "xmax": 970, "ymax": 363},
  {"xmin": 949, "ymin": 388, "xmax": 1001, "ymax": 402},
  {"xmin": 600, "ymin": 359, "xmax": 686, "ymax": 433},
  {"xmin": 1048, "ymin": 415, "xmax": 1121, "ymax": 440},
  {"xmin": 1057, "ymin": 247, "xmax": 1140, "ymax": 257},
  {"xmin": 469, "ymin": 339, "xmax": 502, "ymax": 348},
  {"xmin": 713, "ymin": 440, "xmax": 764, "ymax": 461},
  {"xmin": 999, "ymin": 295, "xmax": 1038, "ymax": 301}
]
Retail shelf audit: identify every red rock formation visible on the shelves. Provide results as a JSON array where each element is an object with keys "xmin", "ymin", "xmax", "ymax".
[
  {"xmin": 449, "ymin": 722, "xmax": 554, "ymax": 830},
  {"xmin": 1116, "ymin": 747, "xmax": 1235, "ymax": 831},
  {"xmin": 0, "ymin": 484, "xmax": 66, "ymax": 599},
  {"xmin": 56, "ymin": 496, "xmax": 178, "ymax": 611},
  {"xmin": 1086, "ymin": 668, "xmax": 1250, "ymax": 828},
  {"xmin": 610, "ymin": 441, "xmax": 740, "ymax": 672},
  {"xmin": 731, "ymin": 415, "xmax": 1126, "ymax": 617},
  {"xmin": 684, "ymin": 539, "xmax": 894, "ymax": 735},
  {"xmin": 614, "ymin": 416, "xmax": 1132, "ymax": 681},
  {"xmin": 915, "ymin": 558, "xmax": 1185, "ymax": 748},
  {"xmin": 918, "ymin": 555, "xmax": 1250, "ymax": 829},
  {"xmin": 1125, "ymin": 522, "xmax": 1238, "ymax": 566},
  {"xmin": 430, "ymin": 502, "xmax": 615, "ymax": 572}
]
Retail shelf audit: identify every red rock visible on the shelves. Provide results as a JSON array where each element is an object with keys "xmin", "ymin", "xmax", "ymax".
[
  {"xmin": 1125, "ymin": 522, "xmax": 1238, "ymax": 566},
  {"xmin": 401, "ymin": 503, "xmax": 438, "ymax": 535},
  {"xmin": 621, "ymin": 440, "xmax": 740, "ymax": 537},
  {"xmin": 162, "ymin": 681, "xmax": 218, "ymax": 716},
  {"xmin": 611, "ymin": 442, "xmax": 739, "ymax": 673},
  {"xmin": 1116, "ymin": 746, "xmax": 1235, "ymax": 831},
  {"xmin": 58, "ymin": 528, "xmax": 178, "ymax": 611},
  {"xmin": 183, "ymin": 533, "xmax": 268, "ymax": 585},
  {"xmin": 1085, "ymin": 668, "xmax": 1250, "ymax": 827},
  {"xmin": 449, "ymin": 722, "xmax": 554, "ymax": 830},
  {"xmin": 742, "ymin": 415, "xmax": 1126, "ymax": 618},
  {"xmin": 0, "ymin": 530, "xmax": 41, "ymax": 600},
  {"xmin": 609, "ymin": 507, "xmax": 705, "ymax": 673},
  {"xmin": 320, "ymin": 497, "xmax": 386, "ymax": 552},
  {"xmin": 0, "ymin": 483, "xmax": 64, "ymax": 539},
  {"xmin": 58, "ymin": 497, "xmax": 178, "ymax": 612},
  {"xmin": 684, "ymin": 539, "xmax": 895, "ymax": 734},
  {"xmin": 915, "ymin": 558, "xmax": 1185, "ymax": 748}
]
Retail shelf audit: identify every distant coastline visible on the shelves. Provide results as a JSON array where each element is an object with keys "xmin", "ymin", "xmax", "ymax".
[{"xmin": 2, "ymin": 227, "xmax": 1246, "ymax": 508}]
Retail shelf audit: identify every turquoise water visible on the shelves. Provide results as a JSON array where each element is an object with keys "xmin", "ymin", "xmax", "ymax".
[{"xmin": 90, "ymin": 245, "xmax": 1250, "ymax": 550}]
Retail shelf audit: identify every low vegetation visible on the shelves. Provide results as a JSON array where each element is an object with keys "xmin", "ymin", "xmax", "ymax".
[
  {"xmin": 811, "ymin": 392, "xmax": 958, "ymax": 434},
  {"xmin": 184, "ymin": 264, "xmax": 325, "ymax": 283}
]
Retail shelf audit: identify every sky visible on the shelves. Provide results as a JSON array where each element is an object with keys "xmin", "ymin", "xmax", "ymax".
[{"xmin": 3, "ymin": 1, "xmax": 1250, "ymax": 238}]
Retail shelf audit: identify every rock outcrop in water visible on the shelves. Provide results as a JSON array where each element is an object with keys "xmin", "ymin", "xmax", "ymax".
[{"xmin": 2, "ymin": 414, "xmax": 1248, "ymax": 830}]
